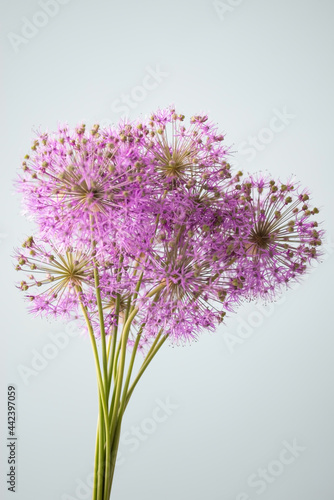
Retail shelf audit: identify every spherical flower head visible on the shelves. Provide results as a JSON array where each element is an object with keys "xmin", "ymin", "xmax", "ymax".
[
  {"xmin": 15, "ymin": 123, "xmax": 150, "ymax": 250},
  {"xmin": 137, "ymin": 107, "xmax": 231, "ymax": 188},
  {"xmin": 232, "ymin": 175, "xmax": 324, "ymax": 300},
  {"xmin": 14, "ymin": 236, "xmax": 95, "ymax": 318}
]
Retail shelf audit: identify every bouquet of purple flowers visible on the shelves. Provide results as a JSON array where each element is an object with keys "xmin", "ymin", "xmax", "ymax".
[{"xmin": 14, "ymin": 108, "xmax": 323, "ymax": 499}]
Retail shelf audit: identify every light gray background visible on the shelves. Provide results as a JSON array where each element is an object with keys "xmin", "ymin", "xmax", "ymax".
[{"xmin": 1, "ymin": 0, "xmax": 334, "ymax": 499}]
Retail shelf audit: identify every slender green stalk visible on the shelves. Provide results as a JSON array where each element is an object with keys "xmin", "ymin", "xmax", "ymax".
[
  {"xmin": 112, "ymin": 335, "xmax": 122, "ymax": 382},
  {"xmin": 89, "ymin": 215, "xmax": 108, "ymax": 399},
  {"xmin": 76, "ymin": 288, "xmax": 109, "ymax": 428},
  {"xmin": 106, "ymin": 294, "xmax": 120, "ymax": 399},
  {"xmin": 97, "ymin": 397, "xmax": 105, "ymax": 500},
  {"xmin": 92, "ymin": 284, "xmax": 113, "ymax": 496},
  {"xmin": 125, "ymin": 334, "xmax": 168, "ymax": 411},
  {"xmin": 108, "ymin": 377, "xmax": 117, "ymax": 427},
  {"xmin": 106, "ymin": 334, "xmax": 112, "ymax": 359},
  {"xmin": 92, "ymin": 418, "xmax": 100, "ymax": 500},
  {"xmin": 93, "ymin": 267, "xmax": 108, "ymax": 398},
  {"xmin": 109, "ymin": 306, "xmax": 138, "ymax": 443},
  {"xmin": 122, "ymin": 294, "xmax": 132, "ymax": 325},
  {"xmin": 128, "ymin": 271, "xmax": 144, "ymax": 315},
  {"xmin": 105, "ymin": 418, "xmax": 122, "ymax": 500},
  {"xmin": 119, "ymin": 332, "xmax": 142, "ymax": 414}
]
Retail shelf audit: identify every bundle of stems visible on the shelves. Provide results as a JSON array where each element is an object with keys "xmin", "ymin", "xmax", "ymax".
[{"xmin": 78, "ymin": 268, "xmax": 167, "ymax": 500}]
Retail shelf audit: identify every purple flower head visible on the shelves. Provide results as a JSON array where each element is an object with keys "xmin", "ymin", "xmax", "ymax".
[
  {"xmin": 230, "ymin": 175, "xmax": 324, "ymax": 300},
  {"xmin": 16, "ymin": 123, "xmax": 149, "ymax": 250},
  {"xmin": 14, "ymin": 236, "xmax": 95, "ymax": 317},
  {"xmin": 135, "ymin": 107, "xmax": 231, "ymax": 188}
]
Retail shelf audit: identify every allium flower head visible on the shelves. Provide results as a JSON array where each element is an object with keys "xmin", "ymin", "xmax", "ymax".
[
  {"xmin": 14, "ymin": 236, "xmax": 96, "ymax": 317},
  {"xmin": 136, "ymin": 107, "xmax": 231, "ymax": 187},
  {"xmin": 231, "ymin": 175, "xmax": 324, "ymax": 299},
  {"xmin": 16, "ymin": 123, "xmax": 148, "ymax": 249}
]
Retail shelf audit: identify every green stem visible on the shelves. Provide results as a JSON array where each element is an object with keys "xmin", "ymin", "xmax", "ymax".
[
  {"xmin": 122, "ymin": 295, "xmax": 132, "ymax": 325},
  {"xmin": 97, "ymin": 397, "xmax": 105, "ymax": 500},
  {"xmin": 106, "ymin": 295, "xmax": 120, "ymax": 399},
  {"xmin": 76, "ymin": 289, "xmax": 108, "ymax": 427},
  {"xmin": 89, "ymin": 214, "xmax": 108, "ymax": 395},
  {"xmin": 112, "ymin": 335, "xmax": 122, "ymax": 382},
  {"xmin": 125, "ymin": 333, "xmax": 168, "ymax": 411},
  {"xmin": 108, "ymin": 324, "xmax": 142, "ymax": 428},
  {"xmin": 109, "ymin": 306, "xmax": 138, "ymax": 443},
  {"xmin": 93, "ymin": 267, "xmax": 108, "ymax": 398},
  {"xmin": 128, "ymin": 271, "xmax": 144, "ymax": 315},
  {"xmin": 119, "ymin": 332, "xmax": 142, "ymax": 414},
  {"xmin": 92, "ymin": 418, "xmax": 99, "ymax": 500},
  {"xmin": 106, "ymin": 418, "xmax": 122, "ymax": 500}
]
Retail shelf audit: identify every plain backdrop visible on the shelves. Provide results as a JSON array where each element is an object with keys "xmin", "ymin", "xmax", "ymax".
[{"xmin": 1, "ymin": 1, "xmax": 334, "ymax": 499}]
